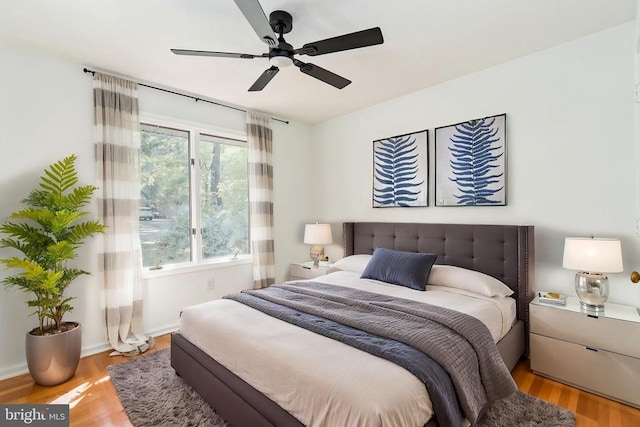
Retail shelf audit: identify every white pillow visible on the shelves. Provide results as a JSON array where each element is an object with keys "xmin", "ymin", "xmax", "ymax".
[
  {"xmin": 427, "ymin": 265, "xmax": 514, "ymax": 298},
  {"xmin": 332, "ymin": 254, "xmax": 373, "ymax": 274}
]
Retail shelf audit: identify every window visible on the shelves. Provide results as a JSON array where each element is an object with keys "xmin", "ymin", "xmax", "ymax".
[{"xmin": 139, "ymin": 121, "xmax": 248, "ymax": 269}]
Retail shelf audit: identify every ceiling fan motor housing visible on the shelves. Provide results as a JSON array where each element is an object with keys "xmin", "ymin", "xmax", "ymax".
[{"xmin": 269, "ymin": 41, "xmax": 294, "ymax": 67}]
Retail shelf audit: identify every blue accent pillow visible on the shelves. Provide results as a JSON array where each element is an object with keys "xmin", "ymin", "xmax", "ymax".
[{"xmin": 360, "ymin": 248, "xmax": 438, "ymax": 291}]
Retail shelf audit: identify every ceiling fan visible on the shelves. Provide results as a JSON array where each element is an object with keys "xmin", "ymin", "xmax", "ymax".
[{"xmin": 171, "ymin": 0, "xmax": 384, "ymax": 91}]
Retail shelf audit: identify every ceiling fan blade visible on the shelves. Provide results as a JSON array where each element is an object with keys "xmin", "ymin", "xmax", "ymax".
[
  {"xmin": 294, "ymin": 60, "xmax": 350, "ymax": 89},
  {"xmin": 171, "ymin": 49, "xmax": 268, "ymax": 59},
  {"xmin": 248, "ymin": 66, "xmax": 279, "ymax": 91},
  {"xmin": 233, "ymin": 0, "xmax": 278, "ymax": 46},
  {"xmin": 295, "ymin": 27, "xmax": 383, "ymax": 56}
]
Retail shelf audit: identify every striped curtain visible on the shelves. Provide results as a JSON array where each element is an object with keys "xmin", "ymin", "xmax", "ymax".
[
  {"xmin": 94, "ymin": 73, "xmax": 154, "ymax": 356},
  {"xmin": 247, "ymin": 112, "xmax": 275, "ymax": 288}
]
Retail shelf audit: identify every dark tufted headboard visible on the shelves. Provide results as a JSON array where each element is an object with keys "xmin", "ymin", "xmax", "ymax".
[{"xmin": 343, "ymin": 222, "xmax": 535, "ymax": 326}]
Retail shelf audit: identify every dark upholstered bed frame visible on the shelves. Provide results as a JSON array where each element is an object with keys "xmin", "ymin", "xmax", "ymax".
[{"xmin": 171, "ymin": 222, "xmax": 535, "ymax": 427}]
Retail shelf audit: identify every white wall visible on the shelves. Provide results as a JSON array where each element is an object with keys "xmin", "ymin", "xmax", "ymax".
[
  {"xmin": 312, "ymin": 23, "xmax": 640, "ymax": 307},
  {"xmin": 0, "ymin": 44, "xmax": 314, "ymax": 379}
]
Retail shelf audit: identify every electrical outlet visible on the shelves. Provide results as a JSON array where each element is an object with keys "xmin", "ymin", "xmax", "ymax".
[{"xmin": 206, "ymin": 278, "xmax": 215, "ymax": 291}]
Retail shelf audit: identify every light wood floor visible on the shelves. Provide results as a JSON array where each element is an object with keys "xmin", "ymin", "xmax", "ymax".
[{"xmin": 1, "ymin": 334, "xmax": 639, "ymax": 427}]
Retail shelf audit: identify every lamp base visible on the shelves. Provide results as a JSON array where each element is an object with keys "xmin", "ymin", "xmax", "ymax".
[
  {"xmin": 575, "ymin": 271, "xmax": 608, "ymax": 310},
  {"xmin": 579, "ymin": 301, "xmax": 605, "ymax": 314},
  {"xmin": 310, "ymin": 245, "xmax": 324, "ymax": 267}
]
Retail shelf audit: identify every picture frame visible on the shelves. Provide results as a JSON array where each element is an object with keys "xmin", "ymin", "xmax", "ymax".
[
  {"xmin": 434, "ymin": 114, "xmax": 507, "ymax": 206},
  {"xmin": 372, "ymin": 129, "xmax": 428, "ymax": 207}
]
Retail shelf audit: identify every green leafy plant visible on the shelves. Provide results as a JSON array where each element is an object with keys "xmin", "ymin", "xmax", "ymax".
[{"xmin": 0, "ymin": 155, "xmax": 105, "ymax": 335}]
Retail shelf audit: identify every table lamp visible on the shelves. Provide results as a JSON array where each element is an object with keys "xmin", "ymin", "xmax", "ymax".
[
  {"xmin": 562, "ymin": 237, "xmax": 623, "ymax": 311},
  {"xmin": 304, "ymin": 223, "xmax": 332, "ymax": 267}
]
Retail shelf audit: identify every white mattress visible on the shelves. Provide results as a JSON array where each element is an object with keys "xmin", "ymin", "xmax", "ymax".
[{"xmin": 179, "ymin": 271, "xmax": 517, "ymax": 427}]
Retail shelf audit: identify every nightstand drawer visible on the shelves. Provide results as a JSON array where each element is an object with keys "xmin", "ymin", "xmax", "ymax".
[
  {"xmin": 530, "ymin": 303, "xmax": 640, "ymax": 358},
  {"xmin": 530, "ymin": 333, "xmax": 640, "ymax": 408},
  {"xmin": 289, "ymin": 263, "xmax": 332, "ymax": 280}
]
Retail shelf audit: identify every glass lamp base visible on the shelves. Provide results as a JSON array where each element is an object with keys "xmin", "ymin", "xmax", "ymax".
[
  {"xmin": 575, "ymin": 271, "xmax": 608, "ymax": 310},
  {"xmin": 579, "ymin": 301, "xmax": 605, "ymax": 315}
]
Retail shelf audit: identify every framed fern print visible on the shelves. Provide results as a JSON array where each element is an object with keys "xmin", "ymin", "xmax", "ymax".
[
  {"xmin": 373, "ymin": 129, "xmax": 428, "ymax": 207},
  {"xmin": 435, "ymin": 114, "xmax": 506, "ymax": 206}
]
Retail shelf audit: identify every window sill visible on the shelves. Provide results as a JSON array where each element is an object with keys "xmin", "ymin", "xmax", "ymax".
[{"xmin": 141, "ymin": 255, "xmax": 252, "ymax": 280}]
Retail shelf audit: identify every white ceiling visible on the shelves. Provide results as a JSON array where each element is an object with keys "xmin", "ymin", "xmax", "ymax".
[{"xmin": 1, "ymin": 0, "xmax": 636, "ymax": 124}]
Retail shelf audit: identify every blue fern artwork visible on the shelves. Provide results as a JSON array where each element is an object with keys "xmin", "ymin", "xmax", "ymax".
[
  {"xmin": 373, "ymin": 130, "xmax": 428, "ymax": 207},
  {"xmin": 435, "ymin": 114, "xmax": 506, "ymax": 206}
]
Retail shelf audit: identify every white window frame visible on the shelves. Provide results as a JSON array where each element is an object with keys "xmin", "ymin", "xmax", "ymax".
[{"xmin": 139, "ymin": 113, "xmax": 251, "ymax": 278}]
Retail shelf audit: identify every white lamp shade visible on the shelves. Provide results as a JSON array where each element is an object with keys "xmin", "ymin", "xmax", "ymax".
[
  {"xmin": 304, "ymin": 223, "xmax": 332, "ymax": 245},
  {"xmin": 562, "ymin": 237, "xmax": 623, "ymax": 273}
]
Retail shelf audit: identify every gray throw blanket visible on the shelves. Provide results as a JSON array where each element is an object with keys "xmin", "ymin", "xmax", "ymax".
[
  {"xmin": 228, "ymin": 282, "xmax": 516, "ymax": 425},
  {"xmin": 228, "ymin": 288, "xmax": 462, "ymax": 426}
]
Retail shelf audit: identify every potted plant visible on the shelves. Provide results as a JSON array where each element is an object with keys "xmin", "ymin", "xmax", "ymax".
[{"xmin": 0, "ymin": 155, "xmax": 105, "ymax": 386}]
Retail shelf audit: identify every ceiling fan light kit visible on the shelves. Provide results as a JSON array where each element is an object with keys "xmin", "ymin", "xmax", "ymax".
[
  {"xmin": 269, "ymin": 55, "xmax": 293, "ymax": 68},
  {"xmin": 171, "ymin": 0, "xmax": 384, "ymax": 91}
]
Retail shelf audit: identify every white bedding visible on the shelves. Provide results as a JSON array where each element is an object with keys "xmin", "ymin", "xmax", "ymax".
[{"xmin": 179, "ymin": 271, "xmax": 517, "ymax": 427}]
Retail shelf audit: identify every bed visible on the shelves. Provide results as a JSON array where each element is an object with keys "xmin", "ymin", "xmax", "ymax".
[{"xmin": 171, "ymin": 222, "xmax": 534, "ymax": 426}]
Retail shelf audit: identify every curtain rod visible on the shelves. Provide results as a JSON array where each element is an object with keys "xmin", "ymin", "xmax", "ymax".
[{"xmin": 82, "ymin": 67, "xmax": 289, "ymax": 124}]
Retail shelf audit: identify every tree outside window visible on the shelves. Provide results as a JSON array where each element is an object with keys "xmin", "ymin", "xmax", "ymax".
[{"xmin": 140, "ymin": 123, "xmax": 248, "ymax": 268}]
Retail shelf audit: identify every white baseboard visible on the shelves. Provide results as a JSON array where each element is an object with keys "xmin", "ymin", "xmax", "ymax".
[
  {"xmin": 0, "ymin": 363, "xmax": 29, "ymax": 382},
  {"xmin": 0, "ymin": 324, "xmax": 179, "ymax": 382},
  {"xmin": 146, "ymin": 324, "xmax": 179, "ymax": 338}
]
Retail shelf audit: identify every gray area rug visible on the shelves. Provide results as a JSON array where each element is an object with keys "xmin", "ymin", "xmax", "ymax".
[{"xmin": 108, "ymin": 348, "xmax": 575, "ymax": 427}]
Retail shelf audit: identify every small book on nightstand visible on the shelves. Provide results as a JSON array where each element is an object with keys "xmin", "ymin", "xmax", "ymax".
[{"xmin": 538, "ymin": 291, "xmax": 567, "ymax": 306}]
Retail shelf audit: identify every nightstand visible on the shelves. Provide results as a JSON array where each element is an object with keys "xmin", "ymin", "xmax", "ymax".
[
  {"xmin": 530, "ymin": 296, "xmax": 640, "ymax": 408},
  {"xmin": 289, "ymin": 262, "xmax": 333, "ymax": 280}
]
